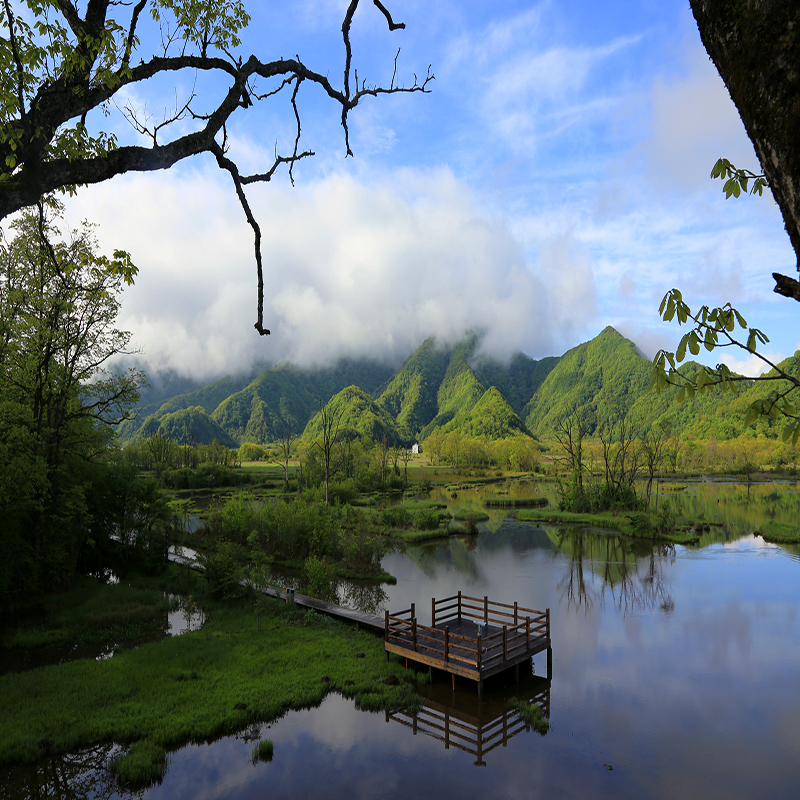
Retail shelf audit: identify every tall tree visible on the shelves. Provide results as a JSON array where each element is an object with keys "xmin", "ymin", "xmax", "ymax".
[
  {"xmin": 313, "ymin": 399, "xmax": 344, "ymax": 506},
  {"xmin": 0, "ymin": 199, "xmax": 141, "ymax": 598},
  {"xmin": 0, "ymin": 1, "xmax": 432, "ymax": 335}
]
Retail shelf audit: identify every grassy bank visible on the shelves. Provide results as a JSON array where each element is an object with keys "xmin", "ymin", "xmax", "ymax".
[
  {"xmin": 514, "ymin": 509, "xmax": 701, "ymax": 545},
  {"xmin": 1, "ymin": 574, "xmax": 178, "ymax": 650},
  {"xmin": 758, "ymin": 521, "xmax": 800, "ymax": 544},
  {"xmin": 0, "ymin": 571, "xmax": 420, "ymax": 767}
]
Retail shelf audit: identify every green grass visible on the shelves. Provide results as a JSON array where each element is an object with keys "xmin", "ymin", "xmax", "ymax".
[
  {"xmin": 0, "ymin": 581, "xmax": 421, "ymax": 767},
  {"xmin": 758, "ymin": 521, "xmax": 800, "ymax": 544},
  {"xmin": 252, "ymin": 739, "xmax": 273, "ymax": 762},
  {"xmin": 2, "ymin": 575, "xmax": 177, "ymax": 650},
  {"xmin": 508, "ymin": 698, "xmax": 549, "ymax": 735},
  {"xmin": 450, "ymin": 511, "xmax": 489, "ymax": 521},
  {"xmin": 112, "ymin": 739, "xmax": 167, "ymax": 788}
]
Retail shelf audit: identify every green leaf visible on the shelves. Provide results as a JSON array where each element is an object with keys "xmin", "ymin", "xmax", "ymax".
[{"xmin": 676, "ymin": 336, "xmax": 687, "ymax": 362}]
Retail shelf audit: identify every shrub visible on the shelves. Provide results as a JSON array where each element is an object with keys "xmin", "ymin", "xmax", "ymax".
[
  {"xmin": 198, "ymin": 542, "xmax": 245, "ymax": 600},
  {"xmin": 414, "ymin": 509, "xmax": 440, "ymax": 531},
  {"xmin": 302, "ymin": 555, "xmax": 336, "ymax": 602}
]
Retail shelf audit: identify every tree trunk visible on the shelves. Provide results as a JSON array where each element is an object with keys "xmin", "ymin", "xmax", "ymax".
[{"xmin": 690, "ymin": 1, "xmax": 800, "ymax": 280}]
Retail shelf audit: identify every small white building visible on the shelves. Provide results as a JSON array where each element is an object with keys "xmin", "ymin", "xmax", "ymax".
[{"xmin": 411, "ymin": 442, "xmax": 421, "ymax": 454}]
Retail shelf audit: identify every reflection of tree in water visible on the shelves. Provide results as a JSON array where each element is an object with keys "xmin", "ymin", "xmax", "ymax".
[
  {"xmin": 555, "ymin": 530, "xmax": 675, "ymax": 615},
  {"xmin": 0, "ymin": 743, "xmax": 143, "ymax": 800},
  {"xmin": 337, "ymin": 581, "xmax": 390, "ymax": 615}
]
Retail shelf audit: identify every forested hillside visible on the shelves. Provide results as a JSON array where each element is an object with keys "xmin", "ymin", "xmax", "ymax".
[{"xmin": 118, "ymin": 327, "xmax": 800, "ymax": 449}]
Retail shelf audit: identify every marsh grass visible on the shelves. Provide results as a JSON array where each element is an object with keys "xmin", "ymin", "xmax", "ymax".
[
  {"xmin": 0, "ymin": 580, "xmax": 420, "ymax": 767},
  {"xmin": 252, "ymin": 739, "xmax": 273, "ymax": 763},
  {"xmin": 111, "ymin": 740, "xmax": 166, "ymax": 788},
  {"xmin": 508, "ymin": 698, "xmax": 549, "ymax": 735},
  {"xmin": 759, "ymin": 520, "xmax": 800, "ymax": 544}
]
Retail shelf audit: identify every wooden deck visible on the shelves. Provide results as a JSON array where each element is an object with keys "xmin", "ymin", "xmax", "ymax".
[
  {"xmin": 386, "ymin": 678, "xmax": 551, "ymax": 766},
  {"xmin": 385, "ymin": 593, "xmax": 551, "ymax": 691}
]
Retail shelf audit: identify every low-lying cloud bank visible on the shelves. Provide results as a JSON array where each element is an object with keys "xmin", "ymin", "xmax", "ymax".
[{"xmin": 67, "ymin": 165, "xmax": 598, "ymax": 380}]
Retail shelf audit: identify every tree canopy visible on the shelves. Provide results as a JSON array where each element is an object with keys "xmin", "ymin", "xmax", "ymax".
[{"xmin": 0, "ymin": 0, "xmax": 432, "ymax": 333}]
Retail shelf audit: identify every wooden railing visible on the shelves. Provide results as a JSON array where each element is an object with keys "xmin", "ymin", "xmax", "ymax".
[{"xmin": 385, "ymin": 594, "xmax": 550, "ymax": 673}]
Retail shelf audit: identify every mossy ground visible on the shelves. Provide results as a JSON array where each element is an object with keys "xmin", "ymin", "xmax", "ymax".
[{"xmin": 0, "ymin": 569, "xmax": 420, "ymax": 767}]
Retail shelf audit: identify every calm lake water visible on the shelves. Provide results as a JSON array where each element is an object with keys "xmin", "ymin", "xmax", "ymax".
[{"xmin": 3, "ymin": 481, "xmax": 800, "ymax": 799}]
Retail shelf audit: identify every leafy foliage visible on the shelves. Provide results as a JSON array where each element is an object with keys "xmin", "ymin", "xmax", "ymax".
[
  {"xmin": 0, "ymin": 201, "xmax": 141, "ymax": 599},
  {"xmin": 710, "ymin": 157, "xmax": 769, "ymax": 199},
  {"xmin": 651, "ymin": 289, "xmax": 800, "ymax": 443}
]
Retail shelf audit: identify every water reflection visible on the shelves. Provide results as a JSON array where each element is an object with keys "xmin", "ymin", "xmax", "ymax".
[
  {"xmin": 387, "ymin": 675, "xmax": 551, "ymax": 766},
  {"xmin": 0, "ymin": 743, "xmax": 133, "ymax": 800},
  {"xmin": 551, "ymin": 529, "xmax": 674, "ymax": 615}
]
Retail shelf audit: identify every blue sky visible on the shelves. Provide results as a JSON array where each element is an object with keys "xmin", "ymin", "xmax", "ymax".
[{"xmin": 63, "ymin": 0, "xmax": 797, "ymax": 380}]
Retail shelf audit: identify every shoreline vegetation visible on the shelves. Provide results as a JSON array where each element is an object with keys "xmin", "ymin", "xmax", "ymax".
[
  {"xmin": 0, "ymin": 567, "xmax": 422, "ymax": 779},
  {"xmin": 513, "ymin": 509, "xmax": 704, "ymax": 545}
]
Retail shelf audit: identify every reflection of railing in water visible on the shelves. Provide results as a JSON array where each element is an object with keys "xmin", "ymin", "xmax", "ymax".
[{"xmin": 386, "ymin": 681, "xmax": 551, "ymax": 766}]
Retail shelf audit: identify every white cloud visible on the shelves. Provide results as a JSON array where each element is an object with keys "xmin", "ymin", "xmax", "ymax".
[
  {"xmin": 643, "ymin": 39, "xmax": 759, "ymax": 192},
  {"xmin": 717, "ymin": 350, "xmax": 786, "ymax": 378},
  {"xmin": 64, "ymin": 163, "xmax": 602, "ymax": 379}
]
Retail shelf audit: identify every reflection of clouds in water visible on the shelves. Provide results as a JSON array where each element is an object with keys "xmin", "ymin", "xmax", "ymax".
[{"xmin": 680, "ymin": 598, "xmax": 753, "ymax": 668}]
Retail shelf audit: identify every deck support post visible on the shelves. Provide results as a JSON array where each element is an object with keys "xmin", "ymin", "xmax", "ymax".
[
  {"xmin": 458, "ymin": 590, "xmax": 462, "ymax": 620},
  {"xmin": 444, "ymin": 626, "xmax": 450, "ymax": 662},
  {"xmin": 477, "ymin": 678, "xmax": 483, "ymax": 701},
  {"xmin": 514, "ymin": 601, "xmax": 518, "ymax": 626},
  {"xmin": 484, "ymin": 595, "xmax": 489, "ymax": 623},
  {"xmin": 431, "ymin": 597, "xmax": 435, "ymax": 627},
  {"xmin": 547, "ymin": 645, "xmax": 552, "ymax": 680},
  {"xmin": 412, "ymin": 617, "xmax": 417, "ymax": 652}
]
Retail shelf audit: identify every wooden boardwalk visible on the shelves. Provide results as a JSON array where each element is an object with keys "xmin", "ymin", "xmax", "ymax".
[
  {"xmin": 170, "ymin": 550, "xmax": 552, "ymax": 692},
  {"xmin": 385, "ymin": 593, "xmax": 551, "ymax": 695},
  {"xmin": 386, "ymin": 678, "xmax": 551, "ymax": 766},
  {"xmin": 168, "ymin": 548, "xmax": 384, "ymax": 630}
]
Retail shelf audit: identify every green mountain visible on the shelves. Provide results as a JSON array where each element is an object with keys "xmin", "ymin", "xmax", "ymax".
[
  {"xmin": 473, "ymin": 352, "xmax": 559, "ymax": 417},
  {"xmin": 118, "ymin": 370, "xmax": 260, "ymax": 441},
  {"xmin": 301, "ymin": 386, "xmax": 403, "ymax": 445},
  {"xmin": 138, "ymin": 406, "xmax": 238, "ymax": 448},
  {"xmin": 375, "ymin": 337, "xmax": 450, "ymax": 437},
  {"xmin": 212, "ymin": 359, "xmax": 395, "ymax": 444},
  {"xmin": 119, "ymin": 326, "xmax": 797, "ymax": 451},
  {"xmin": 525, "ymin": 326, "xmax": 651, "ymax": 435},
  {"xmin": 451, "ymin": 387, "xmax": 529, "ymax": 439}
]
